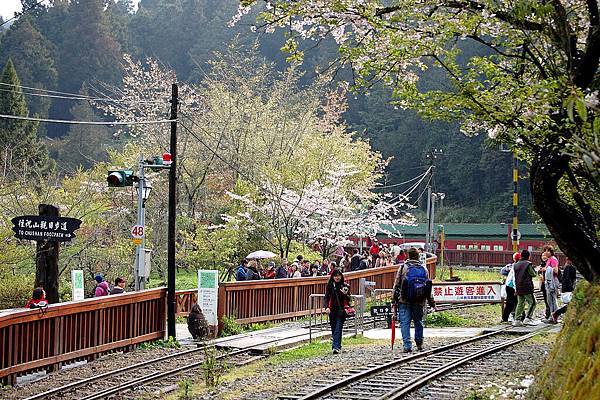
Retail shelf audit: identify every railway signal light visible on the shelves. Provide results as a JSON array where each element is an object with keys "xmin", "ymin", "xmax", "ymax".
[
  {"xmin": 145, "ymin": 153, "xmax": 172, "ymax": 170},
  {"xmin": 162, "ymin": 152, "xmax": 172, "ymax": 166},
  {"xmin": 107, "ymin": 170, "xmax": 135, "ymax": 187}
]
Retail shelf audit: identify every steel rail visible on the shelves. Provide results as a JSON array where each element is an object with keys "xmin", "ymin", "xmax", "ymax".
[
  {"xmin": 296, "ymin": 325, "xmax": 514, "ymax": 400},
  {"xmin": 22, "ymin": 326, "xmax": 294, "ymax": 400},
  {"xmin": 78, "ymin": 346, "xmax": 253, "ymax": 400},
  {"xmin": 80, "ymin": 314, "xmax": 371, "ymax": 400},
  {"xmin": 380, "ymin": 326, "xmax": 551, "ymax": 399}
]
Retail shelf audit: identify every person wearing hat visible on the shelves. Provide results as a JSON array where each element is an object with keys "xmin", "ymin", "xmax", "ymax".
[
  {"xmin": 94, "ymin": 274, "xmax": 110, "ymax": 297},
  {"xmin": 263, "ymin": 261, "xmax": 276, "ymax": 279}
]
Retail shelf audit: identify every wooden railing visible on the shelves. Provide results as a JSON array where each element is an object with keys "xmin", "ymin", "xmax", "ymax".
[
  {"xmin": 176, "ymin": 256, "xmax": 437, "ymax": 325},
  {"xmin": 0, "ymin": 288, "xmax": 166, "ymax": 385},
  {"xmin": 438, "ymin": 249, "xmax": 566, "ymax": 267}
]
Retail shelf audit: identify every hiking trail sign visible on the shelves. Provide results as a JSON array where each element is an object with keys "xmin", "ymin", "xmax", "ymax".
[{"xmin": 12, "ymin": 215, "xmax": 82, "ymax": 242}]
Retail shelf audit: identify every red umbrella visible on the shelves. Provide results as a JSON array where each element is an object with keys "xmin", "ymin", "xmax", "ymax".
[{"xmin": 391, "ymin": 314, "xmax": 396, "ymax": 351}]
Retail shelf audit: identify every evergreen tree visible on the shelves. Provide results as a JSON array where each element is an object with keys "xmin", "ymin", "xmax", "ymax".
[
  {"xmin": 58, "ymin": 0, "xmax": 122, "ymax": 94},
  {"xmin": 131, "ymin": 0, "xmax": 246, "ymax": 81},
  {"xmin": 0, "ymin": 59, "xmax": 52, "ymax": 179},
  {"xmin": 105, "ymin": 0, "xmax": 136, "ymax": 54},
  {"xmin": 57, "ymin": 95, "xmax": 113, "ymax": 171},
  {"xmin": 0, "ymin": 17, "xmax": 58, "ymax": 123}
]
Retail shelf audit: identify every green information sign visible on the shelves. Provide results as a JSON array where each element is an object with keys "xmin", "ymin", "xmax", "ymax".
[
  {"xmin": 71, "ymin": 270, "xmax": 85, "ymax": 301},
  {"xmin": 200, "ymin": 271, "xmax": 216, "ymax": 289},
  {"xmin": 197, "ymin": 270, "xmax": 218, "ymax": 325},
  {"xmin": 74, "ymin": 271, "xmax": 84, "ymax": 289}
]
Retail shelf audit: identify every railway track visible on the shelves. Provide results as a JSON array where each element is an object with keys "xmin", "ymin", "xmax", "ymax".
[
  {"xmin": 19, "ymin": 297, "xmax": 537, "ymax": 399},
  {"xmin": 21, "ymin": 327, "xmax": 314, "ymax": 400},
  {"xmin": 279, "ymin": 325, "xmax": 550, "ymax": 400}
]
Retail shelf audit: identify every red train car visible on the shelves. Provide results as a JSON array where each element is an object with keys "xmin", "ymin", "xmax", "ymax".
[{"xmin": 350, "ymin": 223, "xmax": 554, "ymax": 253}]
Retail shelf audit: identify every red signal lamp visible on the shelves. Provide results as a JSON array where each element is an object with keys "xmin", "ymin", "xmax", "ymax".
[{"xmin": 162, "ymin": 152, "xmax": 172, "ymax": 166}]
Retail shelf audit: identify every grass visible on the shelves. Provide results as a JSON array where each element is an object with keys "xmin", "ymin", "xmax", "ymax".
[
  {"xmin": 167, "ymin": 335, "xmax": 380, "ymax": 400},
  {"xmin": 432, "ymin": 304, "xmax": 503, "ymax": 328},
  {"xmin": 268, "ymin": 335, "xmax": 380, "ymax": 364},
  {"xmin": 147, "ymin": 269, "xmax": 199, "ymax": 290},
  {"xmin": 138, "ymin": 336, "xmax": 181, "ymax": 350},
  {"xmin": 435, "ymin": 267, "xmax": 501, "ymax": 282},
  {"xmin": 425, "ymin": 311, "xmax": 473, "ymax": 327}
]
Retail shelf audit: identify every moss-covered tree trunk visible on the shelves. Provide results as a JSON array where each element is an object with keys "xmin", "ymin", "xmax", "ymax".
[
  {"xmin": 530, "ymin": 145, "xmax": 600, "ymax": 282},
  {"xmin": 533, "ymin": 281, "xmax": 600, "ymax": 399}
]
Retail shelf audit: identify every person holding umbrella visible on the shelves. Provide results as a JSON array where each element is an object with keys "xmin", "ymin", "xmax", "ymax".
[{"xmin": 324, "ymin": 270, "xmax": 353, "ymax": 354}]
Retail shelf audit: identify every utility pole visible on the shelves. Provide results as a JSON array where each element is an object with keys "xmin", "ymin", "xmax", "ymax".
[
  {"xmin": 167, "ymin": 83, "xmax": 178, "ymax": 339},
  {"xmin": 425, "ymin": 184, "xmax": 432, "ymax": 252},
  {"xmin": 425, "ymin": 149, "xmax": 442, "ymax": 252},
  {"xmin": 512, "ymin": 152, "xmax": 519, "ymax": 252},
  {"xmin": 134, "ymin": 159, "xmax": 144, "ymax": 291},
  {"xmin": 133, "ymin": 156, "xmax": 153, "ymax": 291}
]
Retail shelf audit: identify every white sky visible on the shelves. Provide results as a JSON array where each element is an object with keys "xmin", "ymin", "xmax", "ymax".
[
  {"xmin": 0, "ymin": 1, "xmax": 140, "ymax": 21},
  {"xmin": 0, "ymin": 0, "xmax": 26, "ymax": 21}
]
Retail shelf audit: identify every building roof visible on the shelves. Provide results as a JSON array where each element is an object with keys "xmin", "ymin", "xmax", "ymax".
[{"xmin": 377, "ymin": 223, "xmax": 551, "ymax": 239}]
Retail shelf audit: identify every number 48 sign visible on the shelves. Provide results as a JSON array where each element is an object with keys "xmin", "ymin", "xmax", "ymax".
[{"xmin": 131, "ymin": 225, "xmax": 144, "ymax": 244}]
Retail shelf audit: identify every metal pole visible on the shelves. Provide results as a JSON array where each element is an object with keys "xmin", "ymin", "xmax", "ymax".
[
  {"xmin": 134, "ymin": 156, "xmax": 145, "ymax": 291},
  {"xmin": 430, "ymin": 193, "xmax": 436, "ymax": 253},
  {"xmin": 425, "ymin": 185, "xmax": 432, "ymax": 252},
  {"xmin": 512, "ymin": 152, "xmax": 519, "ymax": 253},
  {"xmin": 167, "ymin": 83, "xmax": 178, "ymax": 339}
]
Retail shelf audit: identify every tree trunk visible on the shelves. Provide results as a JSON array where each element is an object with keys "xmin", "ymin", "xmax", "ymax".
[
  {"xmin": 35, "ymin": 204, "xmax": 61, "ymax": 303},
  {"xmin": 530, "ymin": 148, "xmax": 599, "ymax": 282}
]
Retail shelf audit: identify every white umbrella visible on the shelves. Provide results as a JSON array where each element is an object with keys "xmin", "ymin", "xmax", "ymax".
[{"xmin": 246, "ymin": 250, "xmax": 277, "ymax": 260}]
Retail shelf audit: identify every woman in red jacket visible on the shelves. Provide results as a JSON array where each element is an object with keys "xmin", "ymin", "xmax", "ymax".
[
  {"xmin": 25, "ymin": 287, "xmax": 48, "ymax": 309},
  {"xmin": 324, "ymin": 270, "xmax": 352, "ymax": 354}
]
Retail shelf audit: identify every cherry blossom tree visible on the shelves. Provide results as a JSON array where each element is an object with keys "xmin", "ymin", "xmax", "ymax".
[
  {"xmin": 238, "ymin": 0, "xmax": 600, "ymax": 281},
  {"xmin": 225, "ymin": 164, "xmax": 414, "ymax": 258}
]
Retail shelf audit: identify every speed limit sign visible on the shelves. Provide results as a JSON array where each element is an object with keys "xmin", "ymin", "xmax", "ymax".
[{"xmin": 131, "ymin": 225, "xmax": 144, "ymax": 244}]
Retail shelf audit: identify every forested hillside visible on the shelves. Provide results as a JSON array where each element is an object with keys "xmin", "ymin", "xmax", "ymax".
[{"xmin": 0, "ymin": 0, "xmax": 532, "ymax": 222}]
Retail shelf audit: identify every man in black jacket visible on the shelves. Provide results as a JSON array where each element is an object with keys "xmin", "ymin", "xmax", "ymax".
[{"xmin": 513, "ymin": 249, "xmax": 537, "ymax": 326}]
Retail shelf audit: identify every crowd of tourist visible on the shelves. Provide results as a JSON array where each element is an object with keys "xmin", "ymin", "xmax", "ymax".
[
  {"xmin": 235, "ymin": 240, "xmax": 417, "ymax": 281},
  {"xmin": 499, "ymin": 245, "xmax": 577, "ymax": 326}
]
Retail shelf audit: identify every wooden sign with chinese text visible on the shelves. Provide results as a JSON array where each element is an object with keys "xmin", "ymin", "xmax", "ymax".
[{"xmin": 12, "ymin": 215, "xmax": 82, "ymax": 242}]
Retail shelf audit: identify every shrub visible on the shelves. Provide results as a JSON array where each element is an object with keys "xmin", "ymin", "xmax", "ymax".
[{"xmin": 220, "ymin": 315, "xmax": 243, "ymax": 337}]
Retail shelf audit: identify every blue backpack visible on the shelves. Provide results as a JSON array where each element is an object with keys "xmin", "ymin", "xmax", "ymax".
[{"xmin": 401, "ymin": 263, "xmax": 432, "ymax": 303}]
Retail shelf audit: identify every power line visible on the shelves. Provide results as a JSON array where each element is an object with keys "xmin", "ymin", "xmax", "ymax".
[
  {"xmin": 178, "ymin": 121, "xmax": 332, "ymax": 218},
  {"xmin": 374, "ymin": 170, "xmax": 429, "ymax": 189},
  {"xmin": 386, "ymin": 166, "xmax": 432, "ymax": 206},
  {"xmin": 179, "ymin": 113, "xmax": 420, "ymax": 222},
  {"xmin": 0, "ymin": 113, "xmax": 176, "ymax": 126},
  {"xmin": 0, "ymin": 83, "xmax": 167, "ymax": 105},
  {"xmin": 0, "ymin": 0, "xmax": 45, "ymax": 28},
  {"xmin": 0, "ymin": 87, "xmax": 167, "ymax": 105}
]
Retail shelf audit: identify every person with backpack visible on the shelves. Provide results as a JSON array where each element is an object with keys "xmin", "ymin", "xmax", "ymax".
[
  {"xmin": 513, "ymin": 249, "xmax": 537, "ymax": 326},
  {"xmin": 391, "ymin": 248, "xmax": 435, "ymax": 353},
  {"xmin": 324, "ymin": 270, "xmax": 352, "ymax": 354},
  {"xmin": 236, "ymin": 259, "xmax": 249, "ymax": 281},
  {"xmin": 500, "ymin": 252, "xmax": 520, "ymax": 323},
  {"xmin": 94, "ymin": 275, "xmax": 110, "ymax": 297}
]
